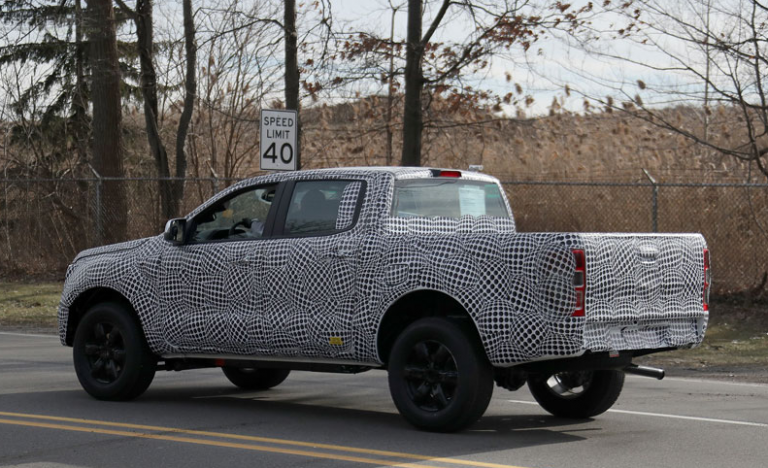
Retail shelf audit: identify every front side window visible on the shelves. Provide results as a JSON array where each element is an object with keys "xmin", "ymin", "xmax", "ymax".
[
  {"xmin": 283, "ymin": 180, "xmax": 363, "ymax": 235},
  {"xmin": 192, "ymin": 184, "xmax": 277, "ymax": 242},
  {"xmin": 392, "ymin": 179, "xmax": 510, "ymax": 219}
]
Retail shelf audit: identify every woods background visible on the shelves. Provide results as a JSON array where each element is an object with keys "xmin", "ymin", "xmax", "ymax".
[{"xmin": 1, "ymin": 0, "xmax": 767, "ymax": 297}]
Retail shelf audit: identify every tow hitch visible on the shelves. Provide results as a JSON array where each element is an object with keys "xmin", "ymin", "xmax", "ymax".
[{"xmin": 624, "ymin": 364, "xmax": 665, "ymax": 380}]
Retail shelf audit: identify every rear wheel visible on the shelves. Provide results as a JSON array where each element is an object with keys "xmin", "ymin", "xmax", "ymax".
[
  {"xmin": 222, "ymin": 367, "xmax": 290, "ymax": 390},
  {"xmin": 73, "ymin": 302, "xmax": 156, "ymax": 401},
  {"xmin": 387, "ymin": 318, "xmax": 493, "ymax": 432},
  {"xmin": 527, "ymin": 370, "xmax": 624, "ymax": 418}
]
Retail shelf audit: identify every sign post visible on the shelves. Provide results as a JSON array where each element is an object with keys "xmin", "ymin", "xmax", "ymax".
[{"xmin": 260, "ymin": 109, "xmax": 298, "ymax": 171}]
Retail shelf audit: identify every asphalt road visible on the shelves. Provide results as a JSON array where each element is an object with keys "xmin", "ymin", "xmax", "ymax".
[{"xmin": 1, "ymin": 332, "xmax": 767, "ymax": 468}]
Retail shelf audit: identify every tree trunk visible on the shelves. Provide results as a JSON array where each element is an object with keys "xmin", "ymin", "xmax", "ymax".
[
  {"xmin": 134, "ymin": 0, "xmax": 173, "ymax": 222},
  {"xmin": 73, "ymin": 0, "xmax": 89, "ymax": 168},
  {"xmin": 86, "ymin": 0, "xmax": 126, "ymax": 244},
  {"xmin": 386, "ymin": 5, "xmax": 398, "ymax": 166},
  {"xmin": 174, "ymin": 0, "xmax": 196, "ymax": 215},
  {"xmin": 401, "ymin": 0, "xmax": 423, "ymax": 167},
  {"xmin": 284, "ymin": 0, "xmax": 301, "ymax": 169}
]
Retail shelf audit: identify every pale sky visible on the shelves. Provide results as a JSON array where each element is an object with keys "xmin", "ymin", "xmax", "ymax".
[
  {"xmin": 0, "ymin": 0, "xmax": 732, "ymax": 119},
  {"xmin": 326, "ymin": 0, "xmax": 712, "ymax": 115}
]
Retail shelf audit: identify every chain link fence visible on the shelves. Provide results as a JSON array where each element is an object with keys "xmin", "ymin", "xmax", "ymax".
[
  {"xmin": 1, "ymin": 175, "xmax": 766, "ymax": 295},
  {"xmin": 0, "ymin": 177, "xmax": 240, "ymax": 278}
]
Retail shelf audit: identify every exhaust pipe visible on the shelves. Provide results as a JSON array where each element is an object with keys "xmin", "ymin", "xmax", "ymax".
[{"xmin": 624, "ymin": 364, "xmax": 665, "ymax": 380}]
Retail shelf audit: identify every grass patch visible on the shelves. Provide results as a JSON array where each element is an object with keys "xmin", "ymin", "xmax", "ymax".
[
  {"xmin": 640, "ymin": 325, "xmax": 768, "ymax": 368},
  {"xmin": 637, "ymin": 300, "xmax": 768, "ymax": 369},
  {"xmin": 0, "ymin": 282, "xmax": 61, "ymax": 330}
]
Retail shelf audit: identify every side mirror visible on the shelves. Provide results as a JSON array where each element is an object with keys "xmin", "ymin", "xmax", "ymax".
[{"xmin": 164, "ymin": 218, "xmax": 187, "ymax": 245}]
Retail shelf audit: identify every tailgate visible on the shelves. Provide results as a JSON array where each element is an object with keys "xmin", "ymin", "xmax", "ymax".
[{"xmin": 580, "ymin": 233, "xmax": 709, "ymax": 352}]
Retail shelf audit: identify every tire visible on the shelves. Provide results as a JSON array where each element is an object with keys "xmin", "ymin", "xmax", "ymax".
[
  {"xmin": 73, "ymin": 302, "xmax": 157, "ymax": 401},
  {"xmin": 222, "ymin": 367, "xmax": 290, "ymax": 390},
  {"xmin": 527, "ymin": 370, "xmax": 625, "ymax": 419},
  {"xmin": 387, "ymin": 318, "xmax": 494, "ymax": 432}
]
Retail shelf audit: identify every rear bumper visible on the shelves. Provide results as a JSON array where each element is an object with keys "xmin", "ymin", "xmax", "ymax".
[{"xmin": 583, "ymin": 317, "xmax": 707, "ymax": 353}]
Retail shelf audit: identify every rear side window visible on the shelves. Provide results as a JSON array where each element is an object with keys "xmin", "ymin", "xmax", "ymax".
[
  {"xmin": 284, "ymin": 180, "xmax": 364, "ymax": 235},
  {"xmin": 392, "ymin": 179, "xmax": 509, "ymax": 218}
]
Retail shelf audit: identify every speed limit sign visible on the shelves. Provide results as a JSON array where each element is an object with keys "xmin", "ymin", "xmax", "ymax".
[{"xmin": 260, "ymin": 109, "xmax": 298, "ymax": 171}]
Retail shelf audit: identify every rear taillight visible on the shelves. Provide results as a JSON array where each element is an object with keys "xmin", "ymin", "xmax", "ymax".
[
  {"xmin": 572, "ymin": 249, "xmax": 586, "ymax": 317},
  {"xmin": 703, "ymin": 248, "xmax": 711, "ymax": 311}
]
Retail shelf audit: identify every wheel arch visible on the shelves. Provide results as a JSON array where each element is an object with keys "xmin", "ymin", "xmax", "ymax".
[
  {"xmin": 64, "ymin": 287, "xmax": 138, "ymax": 346},
  {"xmin": 376, "ymin": 289, "xmax": 486, "ymax": 365}
]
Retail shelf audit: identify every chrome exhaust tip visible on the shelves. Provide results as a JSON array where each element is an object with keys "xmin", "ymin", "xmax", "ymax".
[{"xmin": 624, "ymin": 364, "xmax": 665, "ymax": 380}]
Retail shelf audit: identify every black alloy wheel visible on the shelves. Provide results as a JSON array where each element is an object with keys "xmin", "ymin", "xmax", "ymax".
[
  {"xmin": 527, "ymin": 369, "xmax": 625, "ymax": 418},
  {"xmin": 402, "ymin": 340, "xmax": 458, "ymax": 412},
  {"xmin": 82, "ymin": 321, "xmax": 127, "ymax": 385},
  {"xmin": 542, "ymin": 371, "xmax": 594, "ymax": 399},
  {"xmin": 73, "ymin": 302, "xmax": 156, "ymax": 401},
  {"xmin": 388, "ymin": 318, "xmax": 493, "ymax": 432}
]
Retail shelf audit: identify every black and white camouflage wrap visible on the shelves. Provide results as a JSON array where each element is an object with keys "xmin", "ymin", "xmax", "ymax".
[{"xmin": 59, "ymin": 167, "xmax": 708, "ymax": 367}]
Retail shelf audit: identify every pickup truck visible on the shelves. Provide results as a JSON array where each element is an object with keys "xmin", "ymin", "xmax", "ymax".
[{"xmin": 59, "ymin": 167, "xmax": 710, "ymax": 432}]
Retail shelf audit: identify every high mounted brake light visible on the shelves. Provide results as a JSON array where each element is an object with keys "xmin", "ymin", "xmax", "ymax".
[
  {"xmin": 703, "ymin": 248, "xmax": 711, "ymax": 311},
  {"xmin": 431, "ymin": 169, "xmax": 462, "ymax": 178},
  {"xmin": 572, "ymin": 249, "xmax": 586, "ymax": 317}
]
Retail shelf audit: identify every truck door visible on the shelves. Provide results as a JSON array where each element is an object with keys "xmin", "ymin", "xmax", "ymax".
[
  {"xmin": 158, "ymin": 182, "xmax": 281, "ymax": 353},
  {"xmin": 256, "ymin": 179, "xmax": 366, "ymax": 359}
]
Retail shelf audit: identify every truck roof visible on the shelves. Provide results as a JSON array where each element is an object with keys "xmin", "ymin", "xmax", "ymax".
[
  {"xmin": 243, "ymin": 166, "xmax": 500, "ymax": 184},
  {"xmin": 187, "ymin": 166, "xmax": 504, "ymax": 220}
]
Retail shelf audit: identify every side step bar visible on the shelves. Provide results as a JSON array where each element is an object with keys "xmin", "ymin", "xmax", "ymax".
[{"xmin": 624, "ymin": 364, "xmax": 665, "ymax": 380}]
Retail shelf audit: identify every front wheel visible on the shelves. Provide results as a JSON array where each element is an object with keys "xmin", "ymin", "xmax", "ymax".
[
  {"xmin": 388, "ymin": 318, "xmax": 493, "ymax": 432},
  {"xmin": 527, "ymin": 370, "xmax": 625, "ymax": 419},
  {"xmin": 73, "ymin": 302, "xmax": 157, "ymax": 401},
  {"xmin": 222, "ymin": 367, "xmax": 290, "ymax": 390}
]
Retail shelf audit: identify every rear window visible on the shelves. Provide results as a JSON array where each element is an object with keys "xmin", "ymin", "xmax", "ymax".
[
  {"xmin": 283, "ymin": 180, "xmax": 363, "ymax": 235},
  {"xmin": 392, "ymin": 179, "xmax": 510, "ymax": 219}
]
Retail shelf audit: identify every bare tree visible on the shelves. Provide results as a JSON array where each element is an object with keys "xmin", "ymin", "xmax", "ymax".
[
  {"xmin": 569, "ymin": 0, "xmax": 768, "ymax": 179},
  {"xmin": 175, "ymin": 0, "xmax": 196, "ymax": 210},
  {"xmin": 385, "ymin": 2, "xmax": 401, "ymax": 165},
  {"xmin": 86, "ymin": 0, "xmax": 126, "ymax": 243},
  {"xmin": 201, "ymin": 0, "xmax": 334, "ymax": 171},
  {"xmin": 401, "ymin": 0, "xmax": 446, "ymax": 166},
  {"xmin": 284, "ymin": 0, "xmax": 301, "ymax": 169},
  {"xmin": 335, "ymin": 1, "xmax": 593, "ymax": 167},
  {"xmin": 116, "ymin": 0, "xmax": 196, "ymax": 220},
  {"xmin": 116, "ymin": 0, "xmax": 171, "ymax": 219},
  {"xmin": 188, "ymin": 0, "xmax": 282, "ymax": 182}
]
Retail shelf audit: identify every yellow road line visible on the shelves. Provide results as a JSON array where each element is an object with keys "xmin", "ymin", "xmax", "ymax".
[
  {"xmin": 0, "ymin": 411, "xmax": 524, "ymax": 468},
  {"xmin": 0, "ymin": 418, "xmax": 436, "ymax": 468},
  {"xmin": 0, "ymin": 411, "xmax": 530, "ymax": 468}
]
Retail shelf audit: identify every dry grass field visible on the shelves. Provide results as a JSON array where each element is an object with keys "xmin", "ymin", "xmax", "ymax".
[{"xmin": 2, "ymin": 104, "xmax": 767, "ymax": 295}]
